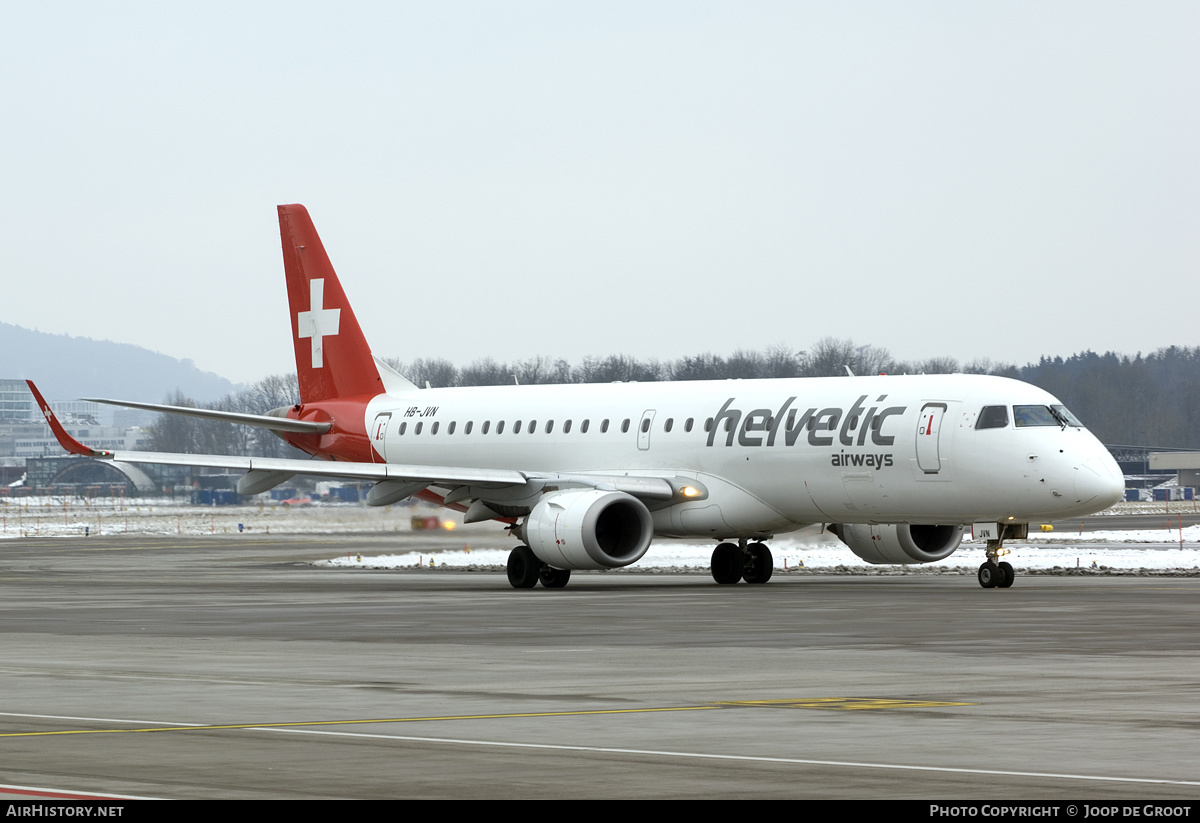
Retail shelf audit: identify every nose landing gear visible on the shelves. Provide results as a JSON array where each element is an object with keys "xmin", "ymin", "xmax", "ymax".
[
  {"xmin": 978, "ymin": 526, "xmax": 1023, "ymax": 588},
  {"xmin": 978, "ymin": 558, "xmax": 1015, "ymax": 588}
]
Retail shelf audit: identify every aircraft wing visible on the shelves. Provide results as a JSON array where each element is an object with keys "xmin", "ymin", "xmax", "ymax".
[
  {"xmin": 27, "ymin": 381, "xmax": 678, "ymax": 501},
  {"xmin": 88, "ymin": 449, "xmax": 528, "ymax": 486},
  {"xmin": 31, "ymin": 380, "xmax": 524, "ymax": 483}
]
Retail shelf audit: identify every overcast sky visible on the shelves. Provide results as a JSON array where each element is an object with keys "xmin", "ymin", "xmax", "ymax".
[{"xmin": 2, "ymin": 2, "xmax": 1196, "ymax": 384}]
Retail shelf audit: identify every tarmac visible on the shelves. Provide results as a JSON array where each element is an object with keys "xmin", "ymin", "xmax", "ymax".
[{"xmin": 0, "ymin": 531, "xmax": 1197, "ymax": 799}]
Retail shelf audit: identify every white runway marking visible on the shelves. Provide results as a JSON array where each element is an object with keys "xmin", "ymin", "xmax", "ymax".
[
  {"xmin": 0, "ymin": 710, "xmax": 206, "ymax": 727},
  {"xmin": 0, "ymin": 781, "xmax": 153, "ymax": 800},
  {"xmin": 258, "ymin": 725, "xmax": 1200, "ymax": 788},
  {"xmin": 8, "ymin": 709, "xmax": 1197, "ymax": 789}
]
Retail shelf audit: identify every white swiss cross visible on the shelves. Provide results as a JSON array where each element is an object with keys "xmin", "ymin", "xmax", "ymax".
[{"xmin": 296, "ymin": 279, "xmax": 341, "ymax": 369}]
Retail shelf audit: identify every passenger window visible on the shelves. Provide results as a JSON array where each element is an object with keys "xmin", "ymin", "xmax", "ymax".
[
  {"xmin": 399, "ymin": 422, "xmax": 407, "ymax": 435},
  {"xmin": 664, "ymin": 418, "xmax": 673, "ymax": 433},
  {"xmin": 527, "ymin": 420, "xmax": 536, "ymax": 434},
  {"xmin": 685, "ymin": 418, "xmax": 693, "ymax": 432},
  {"xmin": 465, "ymin": 421, "xmax": 473, "ymax": 435},
  {"xmin": 448, "ymin": 421, "xmax": 455, "ymax": 434},
  {"xmin": 622, "ymin": 419, "xmax": 631, "ymax": 433},
  {"xmin": 976, "ymin": 406, "xmax": 1009, "ymax": 429},
  {"xmin": 601, "ymin": 419, "xmax": 610, "ymax": 433},
  {"xmin": 564, "ymin": 420, "xmax": 572, "ymax": 433},
  {"xmin": 415, "ymin": 422, "xmax": 423, "ymax": 435},
  {"xmin": 641, "ymin": 418, "xmax": 651, "ymax": 433},
  {"xmin": 514, "ymin": 420, "xmax": 521, "ymax": 433},
  {"xmin": 581, "ymin": 419, "xmax": 590, "ymax": 433},
  {"xmin": 705, "ymin": 418, "xmax": 713, "ymax": 432},
  {"xmin": 545, "ymin": 420, "xmax": 554, "ymax": 434},
  {"xmin": 496, "ymin": 421, "xmax": 505, "ymax": 434},
  {"xmin": 431, "ymin": 422, "xmax": 439, "ymax": 435}
]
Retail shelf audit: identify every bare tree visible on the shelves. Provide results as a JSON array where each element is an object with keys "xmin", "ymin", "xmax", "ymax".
[
  {"xmin": 805, "ymin": 337, "xmax": 858, "ymax": 377},
  {"xmin": 669, "ymin": 353, "xmax": 727, "ymax": 381},
  {"xmin": 459, "ymin": 358, "xmax": 509, "ymax": 386},
  {"xmin": 147, "ymin": 390, "xmax": 199, "ymax": 452},
  {"xmin": 577, "ymin": 355, "xmax": 663, "ymax": 384}
]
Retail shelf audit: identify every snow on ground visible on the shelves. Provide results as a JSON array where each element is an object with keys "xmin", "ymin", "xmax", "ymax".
[
  {"xmin": 4, "ymin": 496, "xmax": 1199, "ymax": 574},
  {"xmin": 318, "ymin": 520, "xmax": 1200, "ymax": 575},
  {"xmin": 0, "ymin": 495, "xmax": 423, "ymax": 539},
  {"xmin": 320, "ymin": 531, "xmax": 1200, "ymax": 574}
]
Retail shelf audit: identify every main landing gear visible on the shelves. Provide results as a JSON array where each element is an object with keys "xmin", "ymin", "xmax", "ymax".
[
  {"xmin": 506, "ymin": 545, "xmax": 571, "ymax": 589},
  {"xmin": 977, "ymin": 539, "xmax": 1015, "ymax": 589},
  {"xmin": 711, "ymin": 538, "xmax": 774, "ymax": 585}
]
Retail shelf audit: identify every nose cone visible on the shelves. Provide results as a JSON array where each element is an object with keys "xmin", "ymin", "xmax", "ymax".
[{"xmin": 1074, "ymin": 451, "xmax": 1125, "ymax": 512}]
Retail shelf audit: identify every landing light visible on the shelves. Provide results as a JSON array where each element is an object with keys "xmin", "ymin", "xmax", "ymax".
[
  {"xmin": 681, "ymin": 486, "xmax": 701, "ymax": 498},
  {"xmin": 443, "ymin": 521, "xmax": 457, "ymax": 531}
]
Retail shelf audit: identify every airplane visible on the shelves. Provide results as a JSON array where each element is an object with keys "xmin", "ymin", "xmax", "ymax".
[{"xmin": 28, "ymin": 204, "xmax": 1126, "ymax": 590}]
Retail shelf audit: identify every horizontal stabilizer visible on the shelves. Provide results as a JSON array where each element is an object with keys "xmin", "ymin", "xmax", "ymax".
[{"xmin": 82, "ymin": 397, "xmax": 331, "ymax": 433}]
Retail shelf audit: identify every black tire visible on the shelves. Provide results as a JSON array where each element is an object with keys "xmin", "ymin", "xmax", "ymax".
[
  {"xmin": 998, "ymin": 561, "xmax": 1015, "ymax": 588},
  {"xmin": 539, "ymin": 567, "xmax": 571, "ymax": 589},
  {"xmin": 743, "ymin": 542, "xmax": 774, "ymax": 584},
  {"xmin": 977, "ymin": 561, "xmax": 999, "ymax": 589},
  {"xmin": 711, "ymin": 542, "xmax": 744, "ymax": 584},
  {"xmin": 507, "ymin": 545, "xmax": 540, "ymax": 589}
]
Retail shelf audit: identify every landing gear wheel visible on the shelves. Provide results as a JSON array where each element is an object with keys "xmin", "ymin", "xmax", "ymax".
[
  {"xmin": 977, "ymin": 562, "xmax": 1000, "ymax": 589},
  {"xmin": 507, "ymin": 545, "xmax": 540, "ymax": 589},
  {"xmin": 539, "ymin": 567, "xmax": 571, "ymax": 589},
  {"xmin": 997, "ymin": 561, "xmax": 1015, "ymax": 588},
  {"xmin": 711, "ymin": 542, "xmax": 744, "ymax": 584},
  {"xmin": 743, "ymin": 542, "xmax": 774, "ymax": 584}
]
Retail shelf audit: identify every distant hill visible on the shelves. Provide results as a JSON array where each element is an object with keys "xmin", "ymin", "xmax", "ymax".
[{"xmin": 0, "ymin": 322, "xmax": 237, "ymax": 403}]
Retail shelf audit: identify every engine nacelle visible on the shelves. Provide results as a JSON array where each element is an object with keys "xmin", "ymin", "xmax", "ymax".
[
  {"xmin": 522, "ymin": 489, "xmax": 654, "ymax": 570},
  {"xmin": 831, "ymin": 523, "xmax": 963, "ymax": 565}
]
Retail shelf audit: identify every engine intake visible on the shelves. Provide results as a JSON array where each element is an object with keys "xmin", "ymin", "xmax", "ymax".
[
  {"xmin": 831, "ymin": 523, "xmax": 963, "ymax": 565},
  {"xmin": 522, "ymin": 489, "xmax": 654, "ymax": 570}
]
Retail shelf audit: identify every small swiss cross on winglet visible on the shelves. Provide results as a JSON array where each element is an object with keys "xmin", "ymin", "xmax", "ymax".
[{"xmin": 24, "ymin": 380, "xmax": 112, "ymax": 458}]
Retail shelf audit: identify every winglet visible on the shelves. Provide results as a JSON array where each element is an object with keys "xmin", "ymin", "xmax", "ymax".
[{"xmin": 25, "ymin": 380, "xmax": 111, "ymax": 458}]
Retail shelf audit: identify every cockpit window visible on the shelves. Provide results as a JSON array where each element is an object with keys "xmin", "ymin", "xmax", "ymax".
[
  {"xmin": 1051, "ymin": 404, "xmax": 1083, "ymax": 427},
  {"xmin": 1014, "ymin": 406, "xmax": 1057, "ymax": 427},
  {"xmin": 1014, "ymin": 404, "xmax": 1083, "ymax": 428},
  {"xmin": 976, "ymin": 405, "xmax": 1009, "ymax": 429}
]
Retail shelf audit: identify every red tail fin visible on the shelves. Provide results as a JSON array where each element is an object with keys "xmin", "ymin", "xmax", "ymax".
[{"xmin": 278, "ymin": 205, "xmax": 383, "ymax": 403}]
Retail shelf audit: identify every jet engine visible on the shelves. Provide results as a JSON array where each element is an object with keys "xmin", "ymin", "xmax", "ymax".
[
  {"xmin": 830, "ymin": 523, "xmax": 963, "ymax": 565},
  {"xmin": 520, "ymin": 489, "xmax": 654, "ymax": 570}
]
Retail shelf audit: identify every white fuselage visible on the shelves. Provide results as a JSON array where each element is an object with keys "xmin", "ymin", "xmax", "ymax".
[{"xmin": 364, "ymin": 373, "xmax": 1124, "ymax": 538}]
